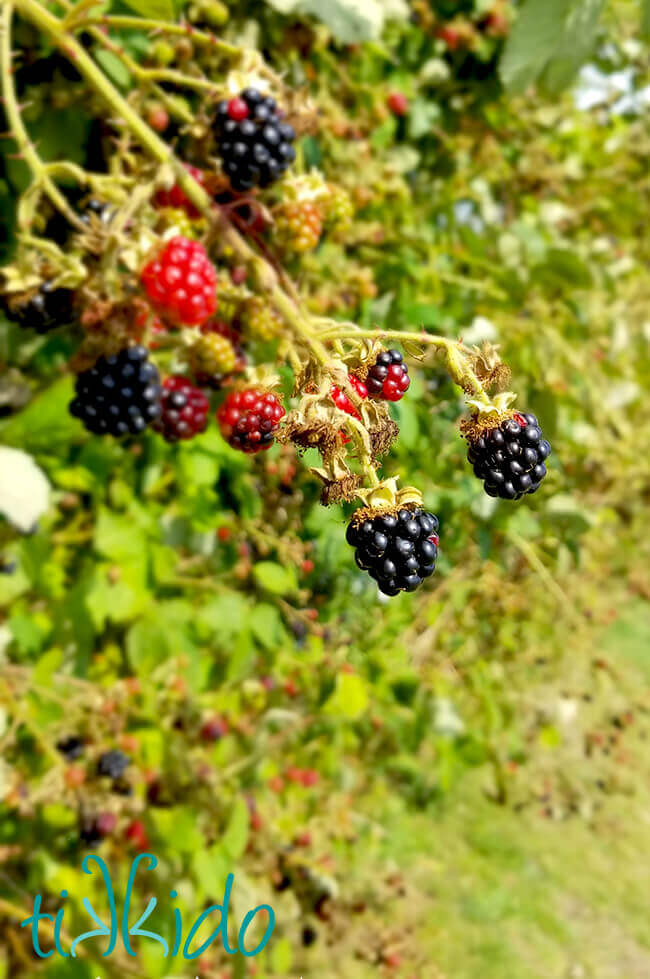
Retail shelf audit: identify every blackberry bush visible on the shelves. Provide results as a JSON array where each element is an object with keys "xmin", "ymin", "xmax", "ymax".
[{"xmin": 0, "ymin": 0, "xmax": 552, "ymax": 598}]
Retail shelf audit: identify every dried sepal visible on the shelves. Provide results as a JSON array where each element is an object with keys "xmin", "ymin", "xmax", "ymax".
[{"xmin": 468, "ymin": 342, "xmax": 512, "ymax": 392}]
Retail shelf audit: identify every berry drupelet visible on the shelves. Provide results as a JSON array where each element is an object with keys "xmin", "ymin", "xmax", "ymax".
[
  {"xmin": 346, "ymin": 507, "xmax": 439, "ymax": 596},
  {"xmin": 466, "ymin": 411, "xmax": 551, "ymax": 500},
  {"xmin": 69, "ymin": 346, "xmax": 162, "ymax": 437},
  {"xmin": 217, "ymin": 387, "xmax": 285, "ymax": 453},
  {"xmin": 141, "ymin": 236, "xmax": 218, "ymax": 327},
  {"xmin": 97, "ymin": 749, "xmax": 130, "ymax": 779},
  {"xmin": 214, "ymin": 88, "xmax": 296, "ymax": 192},
  {"xmin": 153, "ymin": 375, "xmax": 210, "ymax": 442},
  {"xmin": 366, "ymin": 349, "xmax": 410, "ymax": 402},
  {"xmin": 3, "ymin": 281, "xmax": 74, "ymax": 333}
]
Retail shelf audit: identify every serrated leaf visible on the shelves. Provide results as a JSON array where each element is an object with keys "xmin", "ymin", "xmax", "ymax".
[{"xmin": 500, "ymin": 0, "xmax": 571, "ymax": 94}]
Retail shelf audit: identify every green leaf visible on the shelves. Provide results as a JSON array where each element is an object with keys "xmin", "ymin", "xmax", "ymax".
[
  {"xmin": 542, "ymin": 0, "xmax": 607, "ymax": 93},
  {"xmin": 253, "ymin": 561, "xmax": 298, "ymax": 595},
  {"xmin": 220, "ymin": 797, "xmax": 250, "ymax": 861},
  {"xmin": 643, "ymin": 0, "xmax": 650, "ymax": 38},
  {"xmin": 325, "ymin": 673, "xmax": 369, "ymax": 720},
  {"xmin": 500, "ymin": 0, "xmax": 571, "ymax": 94},
  {"xmin": 533, "ymin": 247, "xmax": 593, "ymax": 290},
  {"xmin": 0, "ymin": 377, "xmax": 79, "ymax": 451},
  {"xmin": 95, "ymin": 50, "xmax": 132, "ymax": 89},
  {"xmin": 250, "ymin": 603, "xmax": 286, "ymax": 650},
  {"xmin": 119, "ymin": 0, "xmax": 176, "ymax": 20},
  {"xmin": 270, "ymin": 937, "xmax": 293, "ymax": 972}
]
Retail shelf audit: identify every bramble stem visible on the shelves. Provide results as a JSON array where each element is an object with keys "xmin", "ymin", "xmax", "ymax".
[
  {"xmin": 0, "ymin": 3, "xmax": 85, "ymax": 230},
  {"xmin": 318, "ymin": 327, "xmax": 492, "ymax": 404}
]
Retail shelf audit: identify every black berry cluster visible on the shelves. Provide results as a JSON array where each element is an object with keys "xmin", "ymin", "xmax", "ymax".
[
  {"xmin": 97, "ymin": 750, "xmax": 130, "ymax": 779},
  {"xmin": 69, "ymin": 346, "xmax": 162, "ymax": 436},
  {"xmin": 467, "ymin": 411, "xmax": 551, "ymax": 500},
  {"xmin": 214, "ymin": 89, "xmax": 296, "ymax": 192},
  {"xmin": 56, "ymin": 735, "xmax": 84, "ymax": 761},
  {"xmin": 4, "ymin": 281, "xmax": 74, "ymax": 333},
  {"xmin": 346, "ymin": 507, "xmax": 439, "ymax": 596}
]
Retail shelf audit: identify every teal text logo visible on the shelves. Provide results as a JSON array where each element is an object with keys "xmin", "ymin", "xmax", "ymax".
[{"xmin": 21, "ymin": 854, "xmax": 275, "ymax": 960}]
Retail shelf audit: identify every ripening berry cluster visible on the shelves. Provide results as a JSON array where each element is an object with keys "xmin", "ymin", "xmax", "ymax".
[{"xmin": 1, "ymin": 82, "xmax": 551, "ymax": 599}]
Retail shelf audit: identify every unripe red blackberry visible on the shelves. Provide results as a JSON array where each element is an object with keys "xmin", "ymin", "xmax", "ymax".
[
  {"xmin": 366, "ymin": 349, "xmax": 410, "ymax": 402},
  {"xmin": 217, "ymin": 387, "xmax": 285, "ymax": 453},
  {"xmin": 214, "ymin": 88, "xmax": 296, "ymax": 191},
  {"xmin": 141, "ymin": 236, "xmax": 218, "ymax": 327},
  {"xmin": 331, "ymin": 374, "xmax": 367, "ymax": 443},
  {"xmin": 466, "ymin": 411, "xmax": 551, "ymax": 500},
  {"xmin": 69, "ymin": 346, "xmax": 162, "ymax": 437},
  {"xmin": 3, "ymin": 281, "xmax": 74, "ymax": 333},
  {"xmin": 346, "ymin": 507, "xmax": 439, "ymax": 596},
  {"xmin": 330, "ymin": 374, "xmax": 367, "ymax": 418},
  {"xmin": 153, "ymin": 375, "xmax": 210, "ymax": 442}
]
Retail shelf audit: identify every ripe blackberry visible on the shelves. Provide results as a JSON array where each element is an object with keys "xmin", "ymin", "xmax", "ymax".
[
  {"xmin": 97, "ymin": 749, "xmax": 130, "ymax": 779},
  {"xmin": 3, "ymin": 281, "xmax": 74, "ymax": 333},
  {"xmin": 466, "ymin": 411, "xmax": 551, "ymax": 500},
  {"xmin": 274, "ymin": 201, "xmax": 323, "ymax": 253},
  {"xmin": 153, "ymin": 375, "xmax": 209, "ymax": 442},
  {"xmin": 346, "ymin": 507, "xmax": 439, "ymax": 596},
  {"xmin": 69, "ymin": 346, "xmax": 162, "ymax": 437},
  {"xmin": 141, "ymin": 236, "xmax": 218, "ymax": 327},
  {"xmin": 366, "ymin": 349, "xmax": 410, "ymax": 402},
  {"xmin": 56, "ymin": 735, "xmax": 84, "ymax": 761},
  {"xmin": 81, "ymin": 198, "xmax": 114, "ymax": 225},
  {"xmin": 214, "ymin": 89, "xmax": 296, "ymax": 192},
  {"xmin": 217, "ymin": 388, "xmax": 285, "ymax": 453}
]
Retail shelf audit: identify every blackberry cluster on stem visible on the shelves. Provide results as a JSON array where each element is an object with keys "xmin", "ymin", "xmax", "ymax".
[
  {"xmin": 346, "ymin": 507, "xmax": 439, "ymax": 596},
  {"xmin": 3, "ymin": 281, "xmax": 74, "ymax": 333},
  {"xmin": 466, "ymin": 411, "xmax": 551, "ymax": 500},
  {"xmin": 69, "ymin": 346, "xmax": 162, "ymax": 436},
  {"xmin": 214, "ymin": 89, "xmax": 296, "ymax": 191}
]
